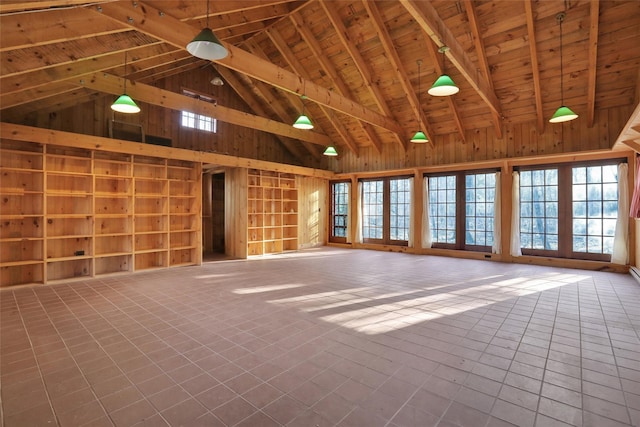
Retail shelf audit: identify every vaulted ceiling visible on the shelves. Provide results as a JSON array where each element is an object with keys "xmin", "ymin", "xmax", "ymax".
[{"xmin": 1, "ymin": 0, "xmax": 639, "ymax": 158}]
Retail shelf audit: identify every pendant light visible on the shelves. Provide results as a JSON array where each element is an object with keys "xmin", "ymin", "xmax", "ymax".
[
  {"xmin": 187, "ymin": 0, "xmax": 228, "ymax": 61},
  {"xmin": 549, "ymin": 11, "xmax": 578, "ymax": 123},
  {"xmin": 411, "ymin": 59, "xmax": 428, "ymax": 143},
  {"xmin": 293, "ymin": 89, "xmax": 313, "ymax": 130},
  {"xmin": 428, "ymin": 46, "xmax": 459, "ymax": 97},
  {"xmin": 111, "ymin": 52, "xmax": 140, "ymax": 114},
  {"xmin": 323, "ymin": 146, "xmax": 338, "ymax": 156}
]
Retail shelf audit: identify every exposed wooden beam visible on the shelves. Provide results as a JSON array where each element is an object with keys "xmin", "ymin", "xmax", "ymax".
[
  {"xmin": 0, "ymin": 6, "xmax": 127, "ymax": 52},
  {"xmin": 0, "ymin": 43, "xmax": 173, "ymax": 98},
  {"xmin": 88, "ymin": 1, "xmax": 404, "ymax": 136},
  {"xmin": 214, "ymin": 66, "xmax": 313, "ymax": 162},
  {"xmin": 240, "ymin": 39, "xmax": 323, "ymax": 159},
  {"xmin": 522, "ymin": 0, "xmax": 544, "ymax": 133},
  {"xmin": 363, "ymin": 1, "xmax": 435, "ymax": 148},
  {"xmin": 75, "ymin": 72, "xmax": 333, "ymax": 147},
  {"xmin": 0, "ymin": 0, "xmax": 116, "ymax": 13},
  {"xmin": 321, "ymin": 1, "xmax": 407, "ymax": 151},
  {"xmin": 400, "ymin": 0, "xmax": 502, "ymax": 120},
  {"xmin": 587, "ymin": 0, "xmax": 600, "ymax": 128},
  {"xmin": 0, "ymin": 122, "xmax": 335, "ymax": 179},
  {"xmin": 266, "ymin": 26, "xmax": 359, "ymax": 155},
  {"xmin": 464, "ymin": 0, "xmax": 503, "ymax": 138}
]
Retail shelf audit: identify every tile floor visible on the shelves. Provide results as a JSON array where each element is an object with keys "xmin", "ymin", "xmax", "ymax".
[{"xmin": 1, "ymin": 248, "xmax": 640, "ymax": 427}]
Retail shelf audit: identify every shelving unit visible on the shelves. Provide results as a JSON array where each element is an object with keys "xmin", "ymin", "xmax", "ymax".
[
  {"xmin": 0, "ymin": 140, "xmax": 201, "ymax": 287},
  {"xmin": 45, "ymin": 146, "xmax": 94, "ymax": 282},
  {"xmin": 247, "ymin": 169, "xmax": 298, "ymax": 256},
  {"xmin": 93, "ymin": 152, "xmax": 133, "ymax": 276},
  {"xmin": 0, "ymin": 140, "xmax": 45, "ymax": 286}
]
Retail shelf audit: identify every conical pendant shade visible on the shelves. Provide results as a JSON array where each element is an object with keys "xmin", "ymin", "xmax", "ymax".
[
  {"xmin": 428, "ymin": 74, "xmax": 459, "ymax": 96},
  {"xmin": 293, "ymin": 114, "xmax": 313, "ymax": 130},
  {"xmin": 111, "ymin": 94, "xmax": 140, "ymax": 114},
  {"xmin": 323, "ymin": 146, "xmax": 338, "ymax": 156},
  {"xmin": 410, "ymin": 131, "xmax": 428, "ymax": 143},
  {"xmin": 187, "ymin": 28, "xmax": 228, "ymax": 60},
  {"xmin": 549, "ymin": 105, "xmax": 578, "ymax": 123}
]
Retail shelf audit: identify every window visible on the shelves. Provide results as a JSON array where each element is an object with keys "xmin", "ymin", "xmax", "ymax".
[
  {"xmin": 427, "ymin": 170, "xmax": 497, "ymax": 251},
  {"xmin": 518, "ymin": 161, "xmax": 620, "ymax": 261},
  {"xmin": 330, "ymin": 181, "xmax": 350, "ymax": 243},
  {"xmin": 360, "ymin": 177, "xmax": 411, "ymax": 245},
  {"xmin": 181, "ymin": 89, "xmax": 217, "ymax": 133}
]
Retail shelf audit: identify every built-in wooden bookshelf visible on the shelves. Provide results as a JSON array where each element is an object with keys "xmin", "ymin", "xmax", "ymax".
[
  {"xmin": 247, "ymin": 169, "xmax": 298, "ymax": 256},
  {"xmin": 0, "ymin": 140, "xmax": 201, "ymax": 287}
]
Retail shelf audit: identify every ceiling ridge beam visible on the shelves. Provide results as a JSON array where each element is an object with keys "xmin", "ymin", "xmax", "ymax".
[
  {"xmin": 75, "ymin": 72, "xmax": 333, "ymax": 147},
  {"xmin": 87, "ymin": 1, "xmax": 404, "ymax": 136},
  {"xmin": 400, "ymin": 0, "xmax": 502, "ymax": 120}
]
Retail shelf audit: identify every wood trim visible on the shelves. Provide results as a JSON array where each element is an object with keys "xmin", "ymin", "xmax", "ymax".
[
  {"xmin": 587, "ymin": 0, "xmax": 600, "ymax": 128},
  {"xmin": 1, "ymin": 122, "xmax": 335, "ymax": 179}
]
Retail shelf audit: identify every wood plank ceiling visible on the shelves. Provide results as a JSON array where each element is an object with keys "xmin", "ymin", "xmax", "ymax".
[{"xmin": 1, "ymin": 0, "xmax": 639, "ymax": 159}]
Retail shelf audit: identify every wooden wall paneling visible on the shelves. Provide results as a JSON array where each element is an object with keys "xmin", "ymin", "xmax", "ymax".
[
  {"xmin": 202, "ymin": 173, "xmax": 214, "ymax": 253},
  {"xmin": 225, "ymin": 167, "xmax": 248, "ymax": 259},
  {"xmin": 297, "ymin": 175, "xmax": 327, "ymax": 249}
]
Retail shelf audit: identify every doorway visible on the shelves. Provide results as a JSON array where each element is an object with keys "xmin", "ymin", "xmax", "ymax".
[{"xmin": 202, "ymin": 171, "xmax": 226, "ymax": 260}]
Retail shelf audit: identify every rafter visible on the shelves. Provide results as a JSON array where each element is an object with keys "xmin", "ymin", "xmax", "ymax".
[
  {"xmin": 586, "ymin": 0, "xmax": 600, "ymax": 128},
  {"xmin": 522, "ymin": 0, "xmax": 544, "ymax": 133},
  {"xmin": 87, "ymin": 1, "xmax": 403, "ymax": 136},
  {"xmin": 240, "ymin": 39, "xmax": 323, "ymax": 159},
  {"xmin": 400, "ymin": 0, "xmax": 502, "ymax": 122},
  {"xmin": 320, "ymin": 1, "xmax": 407, "ymax": 151},
  {"xmin": 363, "ymin": 1, "xmax": 435, "ymax": 148},
  {"xmin": 214, "ymin": 65, "xmax": 314, "ymax": 162},
  {"xmin": 463, "ymin": 0, "xmax": 502, "ymax": 139},
  {"xmin": 290, "ymin": 12, "xmax": 375, "ymax": 155},
  {"xmin": 266, "ymin": 26, "xmax": 359, "ymax": 155},
  {"xmin": 75, "ymin": 72, "xmax": 334, "ymax": 147}
]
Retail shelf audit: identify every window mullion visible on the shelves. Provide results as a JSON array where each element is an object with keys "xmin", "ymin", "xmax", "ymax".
[
  {"xmin": 558, "ymin": 165, "xmax": 573, "ymax": 257},
  {"xmin": 457, "ymin": 173, "xmax": 465, "ymax": 250},
  {"xmin": 383, "ymin": 179, "xmax": 391, "ymax": 244}
]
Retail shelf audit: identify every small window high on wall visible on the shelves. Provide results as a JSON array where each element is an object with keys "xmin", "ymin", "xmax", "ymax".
[
  {"xmin": 181, "ymin": 89, "xmax": 217, "ymax": 133},
  {"xmin": 516, "ymin": 161, "xmax": 621, "ymax": 261}
]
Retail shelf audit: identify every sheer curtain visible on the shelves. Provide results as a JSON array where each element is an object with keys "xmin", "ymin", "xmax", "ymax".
[
  {"xmin": 510, "ymin": 171, "xmax": 522, "ymax": 257},
  {"xmin": 612, "ymin": 163, "xmax": 629, "ymax": 264},
  {"xmin": 422, "ymin": 176, "xmax": 432, "ymax": 248},
  {"xmin": 346, "ymin": 182, "xmax": 352, "ymax": 244},
  {"xmin": 492, "ymin": 172, "xmax": 502, "ymax": 254},
  {"xmin": 355, "ymin": 181, "xmax": 363, "ymax": 244},
  {"xmin": 408, "ymin": 177, "xmax": 414, "ymax": 247}
]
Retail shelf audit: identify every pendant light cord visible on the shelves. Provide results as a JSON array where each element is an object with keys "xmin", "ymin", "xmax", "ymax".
[
  {"xmin": 417, "ymin": 59, "xmax": 422, "ymax": 130},
  {"xmin": 206, "ymin": 0, "xmax": 210, "ymax": 29},
  {"xmin": 123, "ymin": 51, "xmax": 128, "ymax": 93},
  {"xmin": 559, "ymin": 13, "xmax": 564, "ymax": 105}
]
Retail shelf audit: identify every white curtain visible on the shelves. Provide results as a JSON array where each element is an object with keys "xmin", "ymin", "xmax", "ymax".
[
  {"xmin": 408, "ymin": 177, "xmax": 415, "ymax": 247},
  {"xmin": 492, "ymin": 172, "xmax": 502, "ymax": 254},
  {"xmin": 346, "ymin": 182, "xmax": 352, "ymax": 244},
  {"xmin": 510, "ymin": 171, "xmax": 522, "ymax": 257},
  {"xmin": 355, "ymin": 181, "xmax": 363, "ymax": 244},
  {"xmin": 611, "ymin": 163, "xmax": 629, "ymax": 264},
  {"xmin": 422, "ymin": 176, "xmax": 432, "ymax": 248}
]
